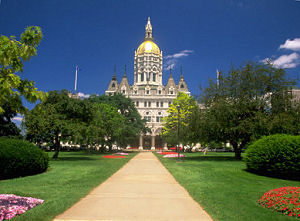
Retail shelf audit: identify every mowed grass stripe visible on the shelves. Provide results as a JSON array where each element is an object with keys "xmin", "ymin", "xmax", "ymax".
[
  {"xmin": 0, "ymin": 151, "xmax": 136, "ymax": 221},
  {"xmin": 155, "ymin": 152, "xmax": 300, "ymax": 221}
]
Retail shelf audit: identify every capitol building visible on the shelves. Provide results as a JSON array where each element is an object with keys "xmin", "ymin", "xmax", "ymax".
[{"xmin": 105, "ymin": 18, "xmax": 190, "ymax": 150}]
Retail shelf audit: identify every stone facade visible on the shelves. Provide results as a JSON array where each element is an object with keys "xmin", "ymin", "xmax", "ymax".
[{"xmin": 105, "ymin": 18, "xmax": 190, "ymax": 149}]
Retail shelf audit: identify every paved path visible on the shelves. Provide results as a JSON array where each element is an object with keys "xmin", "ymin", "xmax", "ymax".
[{"xmin": 54, "ymin": 152, "xmax": 212, "ymax": 221}]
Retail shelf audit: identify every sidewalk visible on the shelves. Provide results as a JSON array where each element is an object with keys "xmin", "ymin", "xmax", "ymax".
[{"xmin": 54, "ymin": 152, "xmax": 212, "ymax": 221}]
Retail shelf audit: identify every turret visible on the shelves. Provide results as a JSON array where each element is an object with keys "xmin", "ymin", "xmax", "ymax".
[
  {"xmin": 105, "ymin": 65, "xmax": 118, "ymax": 95},
  {"xmin": 118, "ymin": 65, "xmax": 130, "ymax": 95},
  {"xmin": 145, "ymin": 17, "xmax": 153, "ymax": 40}
]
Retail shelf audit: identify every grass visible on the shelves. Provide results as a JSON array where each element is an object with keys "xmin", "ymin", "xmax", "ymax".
[
  {"xmin": 155, "ymin": 152, "xmax": 300, "ymax": 221},
  {"xmin": 0, "ymin": 151, "xmax": 136, "ymax": 221}
]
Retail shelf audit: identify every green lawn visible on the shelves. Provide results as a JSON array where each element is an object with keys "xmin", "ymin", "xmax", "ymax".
[
  {"xmin": 155, "ymin": 152, "xmax": 300, "ymax": 221},
  {"xmin": 0, "ymin": 151, "xmax": 136, "ymax": 221}
]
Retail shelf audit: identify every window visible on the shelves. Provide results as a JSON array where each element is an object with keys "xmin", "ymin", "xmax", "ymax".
[
  {"xmin": 112, "ymin": 83, "xmax": 115, "ymax": 88},
  {"xmin": 160, "ymin": 102, "xmax": 163, "ymax": 107},
  {"xmin": 168, "ymin": 101, "xmax": 171, "ymax": 107},
  {"xmin": 136, "ymin": 101, "xmax": 139, "ymax": 107},
  {"xmin": 122, "ymin": 90, "xmax": 125, "ymax": 94},
  {"xmin": 148, "ymin": 102, "xmax": 151, "ymax": 107},
  {"xmin": 134, "ymin": 90, "xmax": 137, "ymax": 94},
  {"xmin": 141, "ymin": 73, "xmax": 144, "ymax": 81},
  {"xmin": 144, "ymin": 116, "xmax": 151, "ymax": 122},
  {"xmin": 156, "ymin": 102, "xmax": 159, "ymax": 107},
  {"xmin": 144, "ymin": 101, "xmax": 147, "ymax": 107},
  {"xmin": 156, "ymin": 116, "xmax": 163, "ymax": 122},
  {"xmin": 158, "ymin": 112, "xmax": 161, "ymax": 115},
  {"xmin": 146, "ymin": 90, "xmax": 150, "ymax": 94},
  {"xmin": 180, "ymin": 84, "xmax": 184, "ymax": 88},
  {"xmin": 153, "ymin": 73, "xmax": 156, "ymax": 82},
  {"xmin": 158, "ymin": 90, "xmax": 161, "ymax": 95},
  {"xmin": 170, "ymin": 90, "xmax": 173, "ymax": 95}
]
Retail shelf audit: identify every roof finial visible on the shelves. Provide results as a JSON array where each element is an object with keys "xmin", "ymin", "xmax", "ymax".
[
  {"xmin": 169, "ymin": 66, "xmax": 173, "ymax": 77},
  {"xmin": 124, "ymin": 64, "xmax": 127, "ymax": 77},
  {"xmin": 112, "ymin": 65, "xmax": 117, "ymax": 80},
  {"xmin": 145, "ymin": 17, "xmax": 153, "ymax": 40},
  {"xmin": 180, "ymin": 66, "xmax": 183, "ymax": 79}
]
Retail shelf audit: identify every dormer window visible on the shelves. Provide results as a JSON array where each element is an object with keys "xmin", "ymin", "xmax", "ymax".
[
  {"xmin": 146, "ymin": 90, "xmax": 150, "ymax": 94},
  {"xmin": 158, "ymin": 90, "xmax": 161, "ymax": 95},
  {"xmin": 122, "ymin": 90, "xmax": 126, "ymax": 94},
  {"xmin": 112, "ymin": 83, "xmax": 115, "ymax": 88},
  {"xmin": 170, "ymin": 90, "xmax": 173, "ymax": 95},
  {"xmin": 180, "ymin": 84, "xmax": 184, "ymax": 88}
]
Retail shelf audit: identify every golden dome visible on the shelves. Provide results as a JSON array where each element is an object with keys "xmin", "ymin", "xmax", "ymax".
[{"xmin": 136, "ymin": 41, "xmax": 160, "ymax": 55}]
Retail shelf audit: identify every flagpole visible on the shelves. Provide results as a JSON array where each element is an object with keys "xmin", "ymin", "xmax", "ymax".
[{"xmin": 74, "ymin": 65, "xmax": 78, "ymax": 93}]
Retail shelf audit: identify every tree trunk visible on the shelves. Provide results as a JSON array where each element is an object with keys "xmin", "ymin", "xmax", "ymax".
[
  {"xmin": 52, "ymin": 134, "xmax": 60, "ymax": 159},
  {"xmin": 231, "ymin": 141, "xmax": 241, "ymax": 160}
]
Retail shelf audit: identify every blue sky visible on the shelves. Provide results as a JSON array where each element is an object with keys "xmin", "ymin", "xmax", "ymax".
[{"xmin": 1, "ymin": 0, "xmax": 300, "ymax": 113}]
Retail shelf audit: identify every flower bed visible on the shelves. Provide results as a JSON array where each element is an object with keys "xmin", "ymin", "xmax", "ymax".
[
  {"xmin": 102, "ymin": 155, "xmax": 126, "ymax": 159},
  {"xmin": 157, "ymin": 152, "xmax": 178, "ymax": 155},
  {"xmin": 163, "ymin": 154, "xmax": 185, "ymax": 158},
  {"xmin": 258, "ymin": 186, "xmax": 300, "ymax": 218},
  {"xmin": 114, "ymin": 152, "xmax": 129, "ymax": 155},
  {"xmin": 0, "ymin": 194, "xmax": 44, "ymax": 220}
]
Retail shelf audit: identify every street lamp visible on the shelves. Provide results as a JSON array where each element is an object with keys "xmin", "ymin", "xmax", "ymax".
[{"xmin": 177, "ymin": 105, "xmax": 180, "ymax": 162}]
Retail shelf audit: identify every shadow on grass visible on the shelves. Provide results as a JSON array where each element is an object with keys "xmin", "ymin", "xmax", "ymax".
[
  {"xmin": 243, "ymin": 168, "xmax": 300, "ymax": 182},
  {"xmin": 50, "ymin": 157, "xmax": 96, "ymax": 161},
  {"xmin": 183, "ymin": 155, "xmax": 242, "ymax": 162}
]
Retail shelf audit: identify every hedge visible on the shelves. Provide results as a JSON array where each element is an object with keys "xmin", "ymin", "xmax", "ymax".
[
  {"xmin": 244, "ymin": 134, "xmax": 300, "ymax": 180},
  {"xmin": 0, "ymin": 138, "xmax": 49, "ymax": 179}
]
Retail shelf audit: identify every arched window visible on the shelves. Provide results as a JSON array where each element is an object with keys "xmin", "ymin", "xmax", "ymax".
[
  {"xmin": 153, "ymin": 73, "xmax": 156, "ymax": 82},
  {"xmin": 141, "ymin": 73, "xmax": 144, "ymax": 81},
  {"xmin": 180, "ymin": 84, "xmax": 184, "ymax": 88}
]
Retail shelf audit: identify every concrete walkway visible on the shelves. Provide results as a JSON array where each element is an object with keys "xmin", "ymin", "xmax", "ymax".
[{"xmin": 54, "ymin": 152, "xmax": 212, "ymax": 221}]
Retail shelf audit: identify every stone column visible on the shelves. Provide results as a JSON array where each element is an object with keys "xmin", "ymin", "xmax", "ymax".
[
  {"xmin": 151, "ymin": 136, "xmax": 155, "ymax": 150},
  {"xmin": 163, "ymin": 142, "xmax": 168, "ymax": 150},
  {"xmin": 139, "ymin": 135, "xmax": 143, "ymax": 150}
]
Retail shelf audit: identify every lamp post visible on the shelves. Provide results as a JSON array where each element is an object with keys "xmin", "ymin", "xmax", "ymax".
[{"xmin": 177, "ymin": 105, "xmax": 180, "ymax": 162}]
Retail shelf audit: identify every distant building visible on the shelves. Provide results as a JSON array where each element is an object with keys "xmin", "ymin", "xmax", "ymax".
[{"xmin": 105, "ymin": 18, "xmax": 190, "ymax": 149}]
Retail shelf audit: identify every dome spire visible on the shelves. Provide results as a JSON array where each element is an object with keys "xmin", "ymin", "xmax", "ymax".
[{"xmin": 145, "ymin": 17, "xmax": 153, "ymax": 40}]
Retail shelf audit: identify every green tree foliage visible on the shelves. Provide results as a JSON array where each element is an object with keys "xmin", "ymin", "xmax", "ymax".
[
  {"xmin": 0, "ymin": 26, "xmax": 46, "ymax": 114},
  {"xmin": 162, "ymin": 92, "xmax": 198, "ymax": 146},
  {"xmin": 25, "ymin": 90, "xmax": 92, "ymax": 158},
  {"xmin": 87, "ymin": 93, "xmax": 148, "ymax": 147},
  {"xmin": 0, "ymin": 99, "xmax": 21, "ymax": 137},
  {"xmin": 198, "ymin": 61, "xmax": 296, "ymax": 159}
]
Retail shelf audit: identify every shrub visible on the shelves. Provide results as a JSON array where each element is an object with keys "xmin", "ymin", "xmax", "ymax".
[
  {"xmin": 0, "ymin": 138, "xmax": 49, "ymax": 179},
  {"xmin": 244, "ymin": 134, "xmax": 300, "ymax": 180}
]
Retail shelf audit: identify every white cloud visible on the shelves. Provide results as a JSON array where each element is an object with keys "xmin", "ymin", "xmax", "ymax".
[
  {"xmin": 165, "ymin": 50, "xmax": 193, "ymax": 59},
  {"xmin": 164, "ymin": 50, "xmax": 193, "ymax": 70},
  {"xmin": 264, "ymin": 53, "xmax": 300, "ymax": 69},
  {"xmin": 279, "ymin": 38, "xmax": 300, "ymax": 51},
  {"xmin": 12, "ymin": 115, "xmax": 23, "ymax": 122},
  {"xmin": 77, "ymin": 92, "xmax": 90, "ymax": 98}
]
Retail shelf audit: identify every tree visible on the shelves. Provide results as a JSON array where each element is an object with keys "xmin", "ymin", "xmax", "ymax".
[
  {"xmin": 0, "ymin": 99, "xmax": 21, "ymax": 137},
  {"xmin": 25, "ymin": 90, "xmax": 92, "ymax": 158},
  {"xmin": 198, "ymin": 61, "xmax": 295, "ymax": 159},
  {"xmin": 0, "ymin": 26, "xmax": 46, "ymax": 114},
  {"xmin": 87, "ymin": 93, "xmax": 148, "ymax": 147},
  {"xmin": 162, "ymin": 92, "xmax": 198, "ymax": 146}
]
